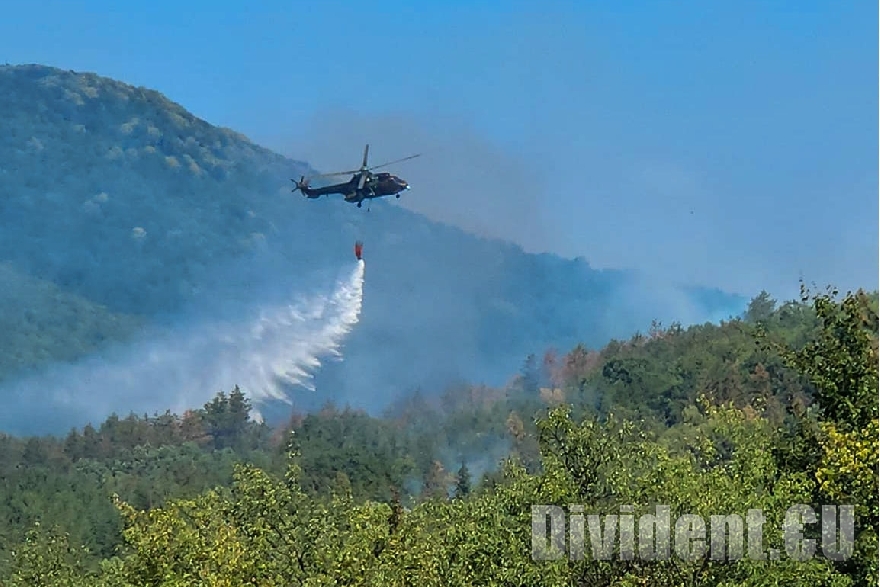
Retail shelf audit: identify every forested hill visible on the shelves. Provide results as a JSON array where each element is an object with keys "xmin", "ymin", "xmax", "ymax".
[
  {"xmin": 0, "ymin": 63, "xmax": 744, "ymax": 433},
  {"xmin": 0, "ymin": 288, "xmax": 876, "ymax": 585}
]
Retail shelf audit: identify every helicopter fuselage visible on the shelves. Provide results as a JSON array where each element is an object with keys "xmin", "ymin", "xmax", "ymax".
[
  {"xmin": 301, "ymin": 172, "xmax": 410, "ymax": 205},
  {"xmin": 293, "ymin": 143, "xmax": 418, "ymax": 207}
]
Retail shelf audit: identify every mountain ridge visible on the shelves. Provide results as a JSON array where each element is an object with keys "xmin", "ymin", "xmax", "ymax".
[{"xmin": 0, "ymin": 63, "xmax": 746, "ymax": 433}]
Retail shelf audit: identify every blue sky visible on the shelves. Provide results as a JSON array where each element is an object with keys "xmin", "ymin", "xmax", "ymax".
[{"xmin": 2, "ymin": 0, "xmax": 876, "ymax": 299}]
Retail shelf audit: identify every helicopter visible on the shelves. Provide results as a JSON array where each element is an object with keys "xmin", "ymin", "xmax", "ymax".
[{"xmin": 291, "ymin": 144, "xmax": 420, "ymax": 208}]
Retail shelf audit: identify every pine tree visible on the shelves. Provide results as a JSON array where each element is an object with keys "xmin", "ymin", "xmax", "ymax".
[{"xmin": 454, "ymin": 460, "xmax": 471, "ymax": 498}]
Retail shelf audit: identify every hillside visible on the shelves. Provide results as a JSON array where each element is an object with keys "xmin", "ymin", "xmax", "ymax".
[
  {"xmin": 0, "ymin": 64, "xmax": 745, "ymax": 433},
  {"xmin": 0, "ymin": 288, "xmax": 876, "ymax": 585}
]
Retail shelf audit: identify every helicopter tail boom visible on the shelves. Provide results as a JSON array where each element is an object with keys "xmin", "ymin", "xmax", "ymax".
[{"xmin": 292, "ymin": 176, "xmax": 320, "ymax": 198}]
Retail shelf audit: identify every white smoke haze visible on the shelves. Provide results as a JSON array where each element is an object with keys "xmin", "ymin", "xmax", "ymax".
[{"xmin": 2, "ymin": 260, "xmax": 366, "ymax": 435}]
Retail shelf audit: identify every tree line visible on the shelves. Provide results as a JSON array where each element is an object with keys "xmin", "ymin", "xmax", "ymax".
[{"xmin": 0, "ymin": 286, "xmax": 876, "ymax": 585}]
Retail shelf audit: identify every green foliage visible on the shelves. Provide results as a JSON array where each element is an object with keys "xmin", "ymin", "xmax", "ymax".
[
  {"xmin": 770, "ymin": 285, "xmax": 878, "ymax": 431},
  {"xmin": 9, "ymin": 62, "xmax": 875, "ymax": 584},
  {"xmin": 0, "ymin": 263, "xmax": 143, "ymax": 380},
  {"xmin": 0, "ymin": 64, "xmax": 314, "ymax": 386},
  {"xmin": 0, "ymin": 286, "xmax": 876, "ymax": 584},
  {"xmin": 13, "ymin": 401, "xmax": 855, "ymax": 585},
  {"xmin": 4, "ymin": 523, "xmax": 95, "ymax": 587},
  {"xmin": 202, "ymin": 386, "xmax": 260, "ymax": 451},
  {"xmin": 284, "ymin": 404, "xmax": 415, "ymax": 502},
  {"xmin": 744, "ymin": 290, "xmax": 777, "ymax": 324}
]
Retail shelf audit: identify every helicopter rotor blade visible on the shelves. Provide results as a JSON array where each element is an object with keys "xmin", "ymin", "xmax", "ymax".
[
  {"xmin": 368, "ymin": 153, "xmax": 421, "ymax": 171},
  {"xmin": 309, "ymin": 169, "xmax": 362, "ymax": 179},
  {"xmin": 301, "ymin": 147, "xmax": 418, "ymax": 181}
]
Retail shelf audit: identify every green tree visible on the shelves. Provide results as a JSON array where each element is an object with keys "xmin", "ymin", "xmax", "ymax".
[
  {"xmin": 202, "ymin": 386, "xmax": 252, "ymax": 450},
  {"xmin": 453, "ymin": 461, "xmax": 471, "ymax": 498},
  {"xmin": 772, "ymin": 285, "xmax": 878, "ymax": 431},
  {"xmin": 761, "ymin": 285, "xmax": 879, "ymax": 585},
  {"xmin": 4, "ymin": 523, "xmax": 93, "ymax": 587},
  {"xmin": 745, "ymin": 290, "xmax": 777, "ymax": 323}
]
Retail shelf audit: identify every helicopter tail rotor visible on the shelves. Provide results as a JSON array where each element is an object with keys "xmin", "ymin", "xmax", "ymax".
[{"xmin": 291, "ymin": 176, "xmax": 309, "ymax": 195}]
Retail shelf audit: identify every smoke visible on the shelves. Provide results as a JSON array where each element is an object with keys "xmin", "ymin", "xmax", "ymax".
[
  {"xmin": 0, "ymin": 109, "xmax": 749, "ymax": 437},
  {"xmin": 266, "ymin": 108, "xmax": 564, "ymax": 255},
  {"xmin": 258, "ymin": 108, "xmax": 751, "ymax": 414},
  {"xmin": 0, "ymin": 260, "xmax": 366, "ymax": 435}
]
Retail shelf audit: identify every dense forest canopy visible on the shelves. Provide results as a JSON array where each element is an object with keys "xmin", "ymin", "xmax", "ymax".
[{"xmin": 0, "ymin": 286, "xmax": 876, "ymax": 586}]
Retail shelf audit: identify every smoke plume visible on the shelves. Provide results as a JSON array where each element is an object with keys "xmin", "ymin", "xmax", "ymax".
[{"xmin": 1, "ymin": 260, "xmax": 366, "ymax": 435}]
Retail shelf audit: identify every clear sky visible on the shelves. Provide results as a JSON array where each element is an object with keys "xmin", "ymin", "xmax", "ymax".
[{"xmin": 2, "ymin": 0, "xmax": 876, "ymax": 299}]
